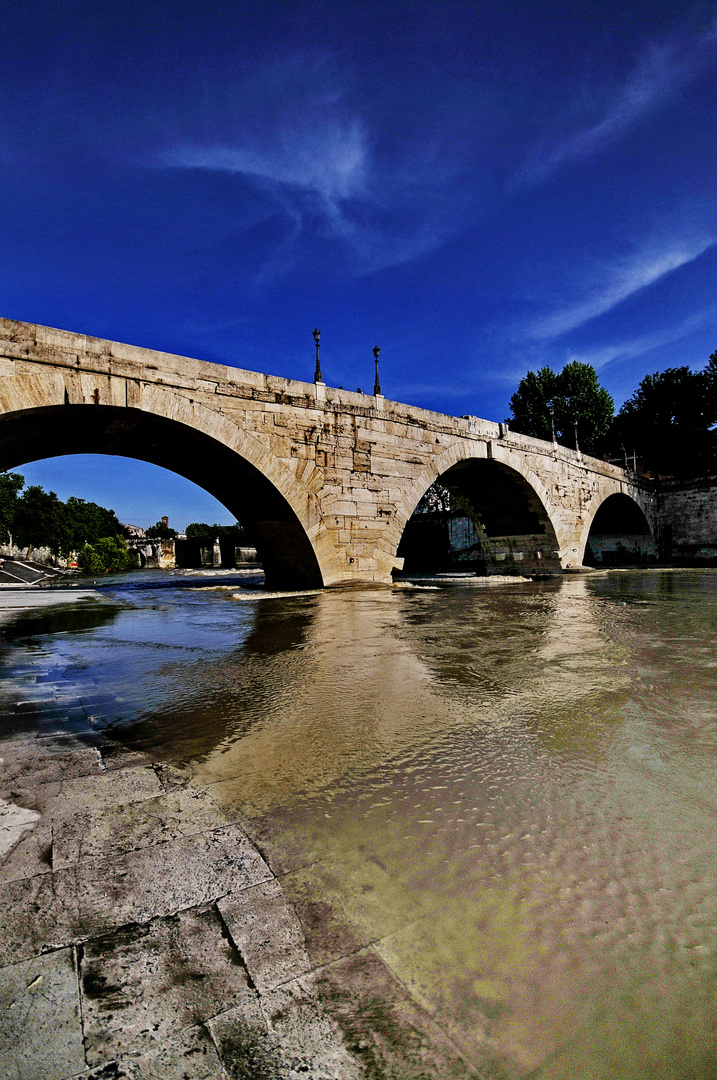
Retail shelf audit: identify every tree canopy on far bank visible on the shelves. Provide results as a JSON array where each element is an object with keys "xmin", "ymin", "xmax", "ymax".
[
  {"xmin": 77, "ymin": 536, "xmax": 137, "ymax": 575},
  {"xmin": 0, "ymin": 472, "xmax": 24, "ymax": 546},
  {"xmin": 613, "ymin": 354, "xmax": 717, "ymax": 478},
  {"xmin": 508, "ymin": 350, "xmax": 717, "ymax": 478},
  {"xmin": 0, "ymin": 473, "xmax": 125, "ymax": 553},
  {"xmin": 146, "ymin": 519, "xmax": 177, "ymax": 539},
  {"xmin": 508, "ymin": 361, "xmax": 615, "ymax": 455},
  {"xmin": 185, "ymin": 521, "xmax": 246, "ymax": 540}
]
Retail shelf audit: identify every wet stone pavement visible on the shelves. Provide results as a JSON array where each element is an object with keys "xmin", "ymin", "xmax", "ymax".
[{"xmin": 0, "ymin": 692, "xmax": 479, "ymax": 1079}]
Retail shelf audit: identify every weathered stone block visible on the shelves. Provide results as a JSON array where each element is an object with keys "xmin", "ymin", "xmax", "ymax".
[
  {"xmin": 0, "ymin": 868, "xmax": 81, "ymax": 964},
  {"xmin": 218, "ymin": 879, "xmax": 312, "ymax": 994},
  {"xmin": 52, "ymin": 788, "xmax": 226, "ymax": 869},
  {"xmin": 0, "ymin": 947, "xmax": 85, "ymax": 1080},
  {"xmin": 76, "ymin": 825, "xmax": 271, "ymax": 932},
  {"xmin": 80, "ymin": 906, "xmax": 254, "ymax": 1066}
]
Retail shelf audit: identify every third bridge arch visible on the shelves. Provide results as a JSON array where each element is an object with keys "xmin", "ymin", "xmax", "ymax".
[{"xmin": 0, "ymin": 318, "xmax": 655, "ymax": 585}]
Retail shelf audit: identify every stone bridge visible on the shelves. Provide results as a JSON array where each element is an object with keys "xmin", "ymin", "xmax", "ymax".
[{"xmin": 0, "ymin": 318, "xmax": 655, "ymax": 587}]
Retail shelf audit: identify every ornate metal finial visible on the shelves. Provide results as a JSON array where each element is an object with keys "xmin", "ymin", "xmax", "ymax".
[
  {"xmin": 313, "ymin": 328, "xmax": 322, "ymax": 383},
  {"xmin": 373, "ymin": 345, "xmax": 381, "ymax": 396}
]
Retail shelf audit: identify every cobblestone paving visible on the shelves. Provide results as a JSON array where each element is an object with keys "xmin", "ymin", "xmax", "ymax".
[{"xmin": 0, "ymin": 704, "xmax": 481, "ymax": 1079}]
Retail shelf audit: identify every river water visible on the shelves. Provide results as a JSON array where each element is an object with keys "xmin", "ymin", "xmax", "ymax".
[{"xmin": 3, "ymin": 568, "xmax": 717, "ymax": 1077}]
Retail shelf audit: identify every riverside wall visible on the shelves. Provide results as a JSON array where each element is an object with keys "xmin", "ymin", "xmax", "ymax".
[{"xmin": 657, "ymin": 476, "xmax": 717, "ymax": 562}]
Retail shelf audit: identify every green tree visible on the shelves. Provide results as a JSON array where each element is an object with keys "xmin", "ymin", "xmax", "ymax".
[
  {"xmin": 0, "ymin": 472, "xmax": 24, "ymax": 544},
  {"xmin": 508, "ymin": 361, "xmax": 614, "ymax": 455},
  {"xmin": 59, "ymin": 497, "xmax": 124, "ymax": 555},
  {"xmin": 146, "ymin": 520, "xmax": 177, "ymax": 539},
  {"xmin": 704, "ymin": 349, "xmax": 717, "ymax": 425},
  {"xmin": 77, "ymin": 536, "xmax": 137, "ymax": 575},
  {"xmin": 14, "ymin": 486, "xmax": 64, "ymax": 554},
  {"xmin": 13, "ymin": 487, "xmax": 125, "ymax": 555},
  {"xmin": 613, "ymin": 365, "xmax": 716, "ymax": 477},
  {"xmin": 185, "ymin": 521, "xmax": 246, "ymax": 540},
  {"xmin": 507, "ymin": 367, "xmax": 559, "ymax": 444}
]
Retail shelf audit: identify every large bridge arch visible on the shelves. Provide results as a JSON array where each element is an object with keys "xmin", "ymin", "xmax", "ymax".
[
  {"xmin": 391, "ymin": 441, "xmax": 563, "ymax": 575},
  {"xmin": 578, "ymin": 487, "xmax": 656, "ymax": 567},
  {"xmin": 0, "ymin": 378, "xmax": 326, "ymax": 588}
]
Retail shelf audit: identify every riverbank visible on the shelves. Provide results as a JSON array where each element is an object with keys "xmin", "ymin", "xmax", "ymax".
[
  {"xmin": 0, "ymin": 586, "xmax": 100, "ymax": 624},
  {"xmin": 1, "ymin": 733, "xmax": 413, "ymax": 1078},
  {"xmin": 4, "ymin": 568, "xmax": 717, "ymax": 1077},
  {"xmin": 0, "ymin": 576, "xmax": 475, "ymax": 1079}
]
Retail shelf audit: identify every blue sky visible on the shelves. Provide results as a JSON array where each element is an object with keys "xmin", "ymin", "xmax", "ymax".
[{"xmin": 4, "ymin": 1, "xmax": 717, "ymax": 528}]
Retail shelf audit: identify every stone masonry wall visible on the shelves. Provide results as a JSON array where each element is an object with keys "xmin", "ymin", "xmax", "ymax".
[
  {"xmin": 657, "ymin": 477, "xmax": 717, "ymax": 560},
  {"xmin": 0, "ymin": 318, "xmax": 654, "ymax": 585}
]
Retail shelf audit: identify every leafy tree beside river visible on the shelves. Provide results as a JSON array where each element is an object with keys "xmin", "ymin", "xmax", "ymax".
[
  {"xmin": 507, "ymin": 361, "xmax": 615, "ymax": 455},
  {"xmin": 508, "ymin": 351, "xmax": 717, "ymax": 478},
  {"xmin": 0, "ymin": 472, "xmax": 136, "ymax": 570},
  {"xmin": 77, "ymin": 536, "xmax": 137, "ymax": 575},
  {"xmin": 185, "ymin": 521, "xmax": 246, "ymax": 541},
  {"xmin": 0, "ymin": 472, "xmax": 23, "ymax": 547},
  {"xmin": 612, "ymin": 353, "xmax": 717, "ymax": 478},
  {"xmin": 145, "ymin": 519, "xmax": 177, "ymax": 539}
]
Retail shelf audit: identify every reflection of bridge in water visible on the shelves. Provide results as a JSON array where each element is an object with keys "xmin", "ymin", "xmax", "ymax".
[{"xmin": 0, "ymin": 318, "xmax": 655, "ymax": 586}]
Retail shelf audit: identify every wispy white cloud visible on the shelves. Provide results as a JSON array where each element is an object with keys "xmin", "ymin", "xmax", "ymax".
[
  {"xmin": 529, "ymin": 234, "xmax": 715, "ymax": 340},
  {"xmin": 564, "ymin": 307, "xmax": 717, "ymax": 370},
  {"xmin": 514, "ymin": 26, "xmax": 717, "ymax": 188},
  {"xmin": 156, "ymin": 54, "xmax": 460, "ymax": 277},
  {"xmin": 162, "ymin": 117, "xmax": 368, "ymax": 206}
]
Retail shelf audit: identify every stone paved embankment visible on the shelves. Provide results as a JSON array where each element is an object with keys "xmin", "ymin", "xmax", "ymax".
[{"xmin": 0, "ymin": 681, "xmax": 480, "ymax": 1079}]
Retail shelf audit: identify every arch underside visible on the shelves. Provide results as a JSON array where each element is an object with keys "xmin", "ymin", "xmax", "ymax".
[
  {"xmin": 0, "ymin": 405, "xmax": 323, "ymax": 589},
  {"xmin": 398, "ymin": 459, "xmax": 561, "ymax": 576},
  {"xmin": 584, "ymin": 492, "xmax": 656, "ymax": 566}
]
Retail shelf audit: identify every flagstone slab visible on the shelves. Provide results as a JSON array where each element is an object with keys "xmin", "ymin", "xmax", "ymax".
[
  {"xmin": 0, "ymin": 946, "xmax": 85, "ymax": 1080},
  {"xmin": 53, "ymin": 788, "xmax": 226, "ymax": 869},
  {"xmin": 0, "ymin": 733, "xmax": 101, "ymax": 788},
  {"xmin": 0, "ymin": 868, "xmax": 81, "ymax": 964},
  {"xmin": 80, "ymin": 906, "xmax": 254, "ymax": 1066},
  {"xmin": 218, "ymin": 878, "xmax": 312, "ymax": 994},
  {"xmin": 206, "ymin": 997, "xmax": 284, "ymax": 1080},
  {"xmin": 0, "ymin": 819, "xmax": 52, "ymax": 884},
  {"xmin": 258, "ymin": 977, "xmax": 365, "ymax": 1079},
  {"xmin": 76, "ymin": 826, "xmax": 272, "ymax": 932},
  {"xmin": 80, "ymin": 1024, "xmax": 226, "ymax": 1079},
  {"xmin": 14, "ymin": 764, "xmax": 164, "ymax": 817}
]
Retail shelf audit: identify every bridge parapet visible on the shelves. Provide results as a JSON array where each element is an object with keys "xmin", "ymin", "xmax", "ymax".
[{"xmin": 0, "ymin": 318, "xmax": 655, "ymax": 586}]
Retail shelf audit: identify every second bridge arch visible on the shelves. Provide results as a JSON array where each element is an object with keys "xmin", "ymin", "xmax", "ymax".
[{"xmin": 395, "ymin": 456, "xmax": 562, "ymax": 576}]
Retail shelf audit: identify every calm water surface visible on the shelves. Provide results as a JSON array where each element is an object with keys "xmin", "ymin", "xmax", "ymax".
[{"xmin": 3, "ymin": 569, "xmax": 717, "ymax": 1077}]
